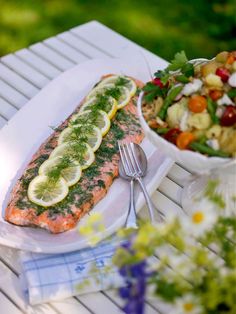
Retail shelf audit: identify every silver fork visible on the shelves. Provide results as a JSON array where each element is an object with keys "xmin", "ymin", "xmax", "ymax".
[
  {"xmin": 118, "ymin": 142, "xmax": 138, "ymax": 229},
  {"xmin": 119, "ymin": 142, "xmax": 157, "ymax": 224}
]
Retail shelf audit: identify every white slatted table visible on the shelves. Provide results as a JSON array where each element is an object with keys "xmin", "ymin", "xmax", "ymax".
[{"xmin": 0, "ymin": 21, "xmax": 191, "ymax": 314}]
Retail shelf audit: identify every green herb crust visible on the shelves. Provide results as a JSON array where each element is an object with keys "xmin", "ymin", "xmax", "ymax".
[{"xmin": 14, "ymin": 100, "xmax": 142, "ymax": 218}]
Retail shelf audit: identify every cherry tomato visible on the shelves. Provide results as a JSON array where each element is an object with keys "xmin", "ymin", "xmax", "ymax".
[
  {"xmin": 220, "ymin": 105, "xmax": 236, "ymax": 126},
  {"xmin": 164, "ymin": 128, "xmax": 181, "ymax": 145},
  {"xmin": 188, "ymin": 95, "xmax": 207, "ymax": 113},
  {"xmin": 215, "ymin": 67, "xmax": 230, "ymax": 82},
  {"xmin": 209, "ymin": 90, "xmax": 223, "ymax": 101},
  {"xmin": 176, "ymin": 132, "xmax": 195, "ymax": 150},
  {"xmin": 152, "ymin": 78, "xmax": 164, "ymax": 88}
]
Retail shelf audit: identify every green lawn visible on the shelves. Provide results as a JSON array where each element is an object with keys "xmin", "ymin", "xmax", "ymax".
[{"xmin": 0, "ymin": 0, "xmax": 235, "ymax": 61}]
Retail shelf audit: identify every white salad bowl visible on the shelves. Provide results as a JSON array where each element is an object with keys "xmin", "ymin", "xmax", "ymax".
[{"xmin": 137, "ymin": 85, "xmax": 236, "ymax": 214}]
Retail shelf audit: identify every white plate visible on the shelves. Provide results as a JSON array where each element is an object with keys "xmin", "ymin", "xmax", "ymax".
[{"xmin": 0, "ymin": 57, "xmax": 173, "ymax": 253}]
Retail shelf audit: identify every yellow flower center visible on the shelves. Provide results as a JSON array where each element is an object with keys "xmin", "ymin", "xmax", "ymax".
[
  {"xmin": 183, "ymin": 302, "xmax": 194, "ymax": 312},
  {"xmin": 192, "ymin": 211, "xmax": 204, "ymax": 224}
]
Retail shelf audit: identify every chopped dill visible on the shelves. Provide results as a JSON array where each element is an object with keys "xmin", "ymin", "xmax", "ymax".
[
  {"xmin": 47, "ymin": 156, "xmax": 72, "ymax": 182},
  {"xmin": 105, "ymin": 86, "xmax": 122, "ymax": 100},
  {"xmin": 115, "ymin": 76, "xmax": 130, "ymax": 87},
  {"xmin": 67, "ymin": 141, "xmax": 88, "ymax": 163},
  {"xmin": 90, "ymin": 94, "xmax": 113, "ymax": 112},
  {"xmin": 70, "ymin": 109, "xmax": 100, "ymax": 126}
]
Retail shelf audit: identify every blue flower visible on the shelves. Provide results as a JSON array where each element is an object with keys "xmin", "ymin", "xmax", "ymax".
[{"xmin": 75, "ymin": 264, "xmax": 85, "ymax": 273}]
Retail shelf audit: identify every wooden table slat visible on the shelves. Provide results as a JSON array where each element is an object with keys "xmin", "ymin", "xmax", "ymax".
[
  {"xmin": 167, "ymin": 163, "xmax": 191, "ymax": 187},
  {"xmin": 0, "ymin": 97, "xmax": 17, "ymax": 120},
  {"xmin": 1, "ymin": 55, "xmax": 49, "ymax": 89},
  {"xmin": 78, "ymin": 292, "xmax": 123, "ymax": 314},
  {"xmin": 158, "ymin": 177, "xmax": 182, "ymax": 206},
  {"xmin": 71, "ymin": 21, "xmax": 168, "ymax": 70},
  {"xmin": 58, "ymin": 32, "xmax": 109, "ymax": 59},
  {"xmin": 30, "ymin": 43, "xmax": 75, "ymax": 71},
  {"xmin": 152, "ymin": 190, "xmax": 184, "ymax": 217},
  {"xmin": 44, "ymin": 37, "xmax": 89, "ymax": 64},
  {"xmin": 16, "ymin": 49, "xmax": 62, "ymax": 79},
  {"xmin": 0, "ymin": 63, "xmax": 39, "ymax": 98},
  {"xmin": 0, "ymin": 115, "xmax": 7, "ymax": 128},
  {"xmin": 0, "ymin": 261, "xmax": 58, "ymax": 314},
  {"xmin": 0, "ymin": 292, "xmax": 22, "ymax": 314},
  {"xmin": 49, "ymin": 298, "xmax": 93, "ymax": 314},
  {"xmin": 0, "ymin": 80, "xmax": 28, "ymax": 108}
]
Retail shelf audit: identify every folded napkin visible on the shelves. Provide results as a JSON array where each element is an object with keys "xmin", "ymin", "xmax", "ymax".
[{"xmin": 20, "ymin": 238, "xmax": 124, "ymax": 305}]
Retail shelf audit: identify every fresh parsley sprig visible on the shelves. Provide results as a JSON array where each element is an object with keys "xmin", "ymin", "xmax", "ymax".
[
  {"xmin": 143, "ymin": 51, "xmax": 194, "ymax": 103},
  {"xmin": 143, "ymin": 82, "xmax": 168, "ymax": 103}
]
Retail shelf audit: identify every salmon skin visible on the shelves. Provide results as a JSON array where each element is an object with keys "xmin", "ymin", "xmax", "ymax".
[{"xmin": 5, "ymin": 76, "xmax": 144, "ymax": 233}]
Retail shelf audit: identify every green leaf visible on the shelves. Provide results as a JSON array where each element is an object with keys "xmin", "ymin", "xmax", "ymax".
[
  {"xmin": 143, "ymin": 82, "xmax": 159, "ymax": 92},
  {"xmin": 144, "ymin": 91, "xmax": 158, "ymax": 103},
  {"xmin": 175, "ymin": 74, "xmax": 190, "ymax": 83},
  {"xmin": 167, "ymin": 51, "xmax": 188, "ymax": 72},
  {"xmin": 181, "ymin": 62, "xmax": 194, "ymax": 77},
  {"xmin": 154, "ymin": 70, "xmax": 163, "ymax": 78},
  {"xmin": 143, "ymin": 82, "xmax": 168, "ymax": 103},
  {"xmin": 160, "ymin": 73, "xmax": 170, "ymax": 85}
]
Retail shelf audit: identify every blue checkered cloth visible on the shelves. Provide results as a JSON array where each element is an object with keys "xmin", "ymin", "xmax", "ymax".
[{"xmin": 20, "ymin": 239, "xmax": 124, "ymax": 305}]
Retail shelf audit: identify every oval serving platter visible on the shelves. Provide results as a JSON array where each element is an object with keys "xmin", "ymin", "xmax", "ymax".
[{"xmin": 0, "ymin": 57, "xmax": 173, "ymax": 253}]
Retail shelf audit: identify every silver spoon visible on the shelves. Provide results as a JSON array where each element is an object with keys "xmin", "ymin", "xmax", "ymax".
[{"xmin": 119, "ymin": 160, "xmax": 138, "ymax": 229}]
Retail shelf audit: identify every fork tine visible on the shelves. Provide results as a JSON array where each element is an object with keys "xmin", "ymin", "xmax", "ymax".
[
  {"xmin": 118, "ymin": 142, "xmax": 132, "ymax": 176},
  {"xmin": 129, "ymin": 143, "xmax": 142, "ymax": 174},
  {"xmin": 126, "ymin": 143, "xmax": 140, "ymax": 176},
  {"xmin": 123, "ymin": 143, "xmax": 136, "ymax": 175}
]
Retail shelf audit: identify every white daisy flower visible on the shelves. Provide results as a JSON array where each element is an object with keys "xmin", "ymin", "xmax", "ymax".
[
  {"xmin": 181, "ymin": 199, "xmax": 218, "ymax": 237},
  {"xmin": 172, "ymin": 294, "xmax": 203, "ymax": 314}
]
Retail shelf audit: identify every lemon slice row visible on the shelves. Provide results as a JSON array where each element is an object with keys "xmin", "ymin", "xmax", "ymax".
[
  {"xmin": 28, "ymin": 142, "xmax": 95, "ymax": 207},
  {"xmin": 28, "ymin": 111, "xmax": 109, "ymax": 207},
  {"xmin": 28, "ymin": 76, "xmax": 137, "ymax": 208}
]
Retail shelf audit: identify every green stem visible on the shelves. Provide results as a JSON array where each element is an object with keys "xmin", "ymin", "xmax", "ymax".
[{"xmin": 189, "ymin": 142, "xmax": 230, "ymax": 158}]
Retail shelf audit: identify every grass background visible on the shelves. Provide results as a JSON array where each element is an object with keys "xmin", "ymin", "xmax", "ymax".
[{"xmin": 0, "ymin": 0, "xmax": 235, "ymax": 61}]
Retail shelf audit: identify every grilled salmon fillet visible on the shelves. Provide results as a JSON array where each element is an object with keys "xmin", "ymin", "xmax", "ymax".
[{"xmin": 5, "ymin": 77, "xmax": 144, "ymax": 233}]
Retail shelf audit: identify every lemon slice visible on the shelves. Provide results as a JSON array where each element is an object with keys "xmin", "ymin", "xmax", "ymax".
[
  {"xmin": 116, "ymin": 86, "xmax": 131, "ymax": 109},
  {"xmin": 50, "ymin": 142, "xmax": 95, "ymax": 170},
  {"xmin": 98, "ymin": 75, "xmax": 137, "ymax": 97},
  {"xmin": 71, "ymin": 110, "xmax": 110, "ymax": 136},
  {"xmin": 28, "ymin": 175, "xmax": 68, "ymax": 207},
  {"xmin": 39, "ymin": 157, "xmax": 82, "ymax": 187},
  {"xmin": 86, "ymin": 83, "xmax": 115, "ymax": 100},
  {"xmin": 86, "ymin": 83, "xmax": 131, "ymax": 110},
  {"xmin": 80, "ymin": 96, "xmax": 117, "ymax": 119},
  {"xmin": 58, "ymin": 125, "xmax": 102, "ymax": 152}
]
